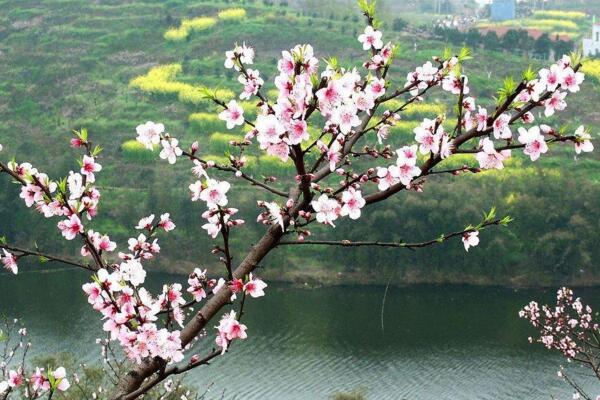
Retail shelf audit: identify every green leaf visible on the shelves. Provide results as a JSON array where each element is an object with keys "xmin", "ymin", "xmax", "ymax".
[
  {"xmin": 92, "ymin": 145, "xmax": 103, "ymax": 157},
  {"xmin": 0, "ymin": 236, "xmax": 6, "ymax": 245},
  {"xmin": 39, "ymin": 256, "xmax": 50, "ymax": 263},
  {"xmin": 458, "ymin": 47, "xmax": 472, "ymax": 62},
  {"xmin": 442, "ymin": 47, "xmax": 452, "ymax": 60},
  {"xmin": 522, "ymin": 66, "xmax": 536, "ymax": 82},
  {"xmin": 483, "ymin": 207, "xmax": 496, "ymax": 223}
]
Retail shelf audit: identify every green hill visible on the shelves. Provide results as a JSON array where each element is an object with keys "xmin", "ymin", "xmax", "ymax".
[{"xmin": 0, "ymin": 0, "xmax": 599, "ymax": 286}]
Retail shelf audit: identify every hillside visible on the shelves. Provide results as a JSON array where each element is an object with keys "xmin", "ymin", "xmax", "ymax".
[{"xmin": 0, "ymin": 0, "xmax": 599, "ymax": 286}]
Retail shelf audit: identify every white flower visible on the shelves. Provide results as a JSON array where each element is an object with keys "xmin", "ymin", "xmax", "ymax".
[{"xmin": 159, "ymin": 139, "xmax": 183, "ymax": 165}]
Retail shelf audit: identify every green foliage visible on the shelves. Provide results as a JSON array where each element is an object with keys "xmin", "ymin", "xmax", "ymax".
[
  {"xmin": 218, "ymin": 8, "xmax": 247, "ymax": 20},
  {"xmin": 121, "ymin": 140, "xmax": 156, "ymax": 163},
  {"xmin": 209, "ymin": 132, "xmax": 242, "ymax": 154}
]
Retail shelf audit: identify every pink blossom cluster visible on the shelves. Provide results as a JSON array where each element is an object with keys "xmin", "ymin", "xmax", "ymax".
[
  {"xmin": 0, "ymin": 321, "xmax": 70, "ymax": 398},
  {"xmin": 1, "ymin": 249, "xmax": 18, "ymax": 274},
  {"xmin": 81, "ymin": 215, "xmax": 188, "ymax": 364},
  {"xmin": 214, "ymin": 274, "xmax": 266, "ymax": 353},
  {"xmin": 520, "ymin": 287, "xmax": 598, "ymax": 359}
]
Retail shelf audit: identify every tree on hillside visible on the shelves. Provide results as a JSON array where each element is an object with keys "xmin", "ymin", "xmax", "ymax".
[
  {"xmin": 482, "ymin": 30, "xmax": 502, "ymax": 51},
  {"xmin": 0, "ymin": 1, "xmax": 594, "ymax": 399},
  {"xmin": 534, "ymin": 33, "xmax": 552, "ymax": 59}
]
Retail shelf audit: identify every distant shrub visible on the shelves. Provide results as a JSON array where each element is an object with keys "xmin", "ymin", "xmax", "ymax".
[
  {"xmin": 209, "ymin": 132, "xmax": 243, "ymax": 154},
  {"xmin": 182, "ymin": 16, "xmax": 217, "ymax": 31},
  {"xmin": 218, "ymin": 8, "xmax": 246, "ymax": 20},
  {"xmin": 384, "ymin": 101, "xmax": 446, "ymax": 119},
  {"xmin": 532, "ymin": 10, "xmax": 586, "ymax": 21},
  {"xmin": 163, "ymin": 27, "xmax": 188, "ymax": 41},
  {"xmin": 582, "ymin": 59, "xmax": 600, "ymax": 82},
  {"xmin": 164, "ymin": 16, "xmax": 217, "ymax": 41},
  {"xmin": 189, "ymin": 112, "xmax": 222, "ymax": 132},
  {"xmin": 477, "ymin": 18, "xmax": 579, "ymax": 34},
  {"xmin": 256, "ymin": 155, "xmax": 294, "ymax": 176},
  {"xmin": 129, "ymin": 64, "xmax": 189, "ymax": 95},
  {"xmin": 121, "ymin": 140, "xmax": 156, "ymax": 163},
  {"xmin": 130, "ymin": 64, "xmax": 232, "ymax": 105}
]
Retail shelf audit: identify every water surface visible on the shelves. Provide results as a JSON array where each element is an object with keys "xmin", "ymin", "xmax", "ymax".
[{"xmin": 0, "ymin": 269, "xmax": 598, "ymax": 399}]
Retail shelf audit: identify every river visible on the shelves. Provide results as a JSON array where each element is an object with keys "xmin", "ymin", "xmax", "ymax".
[{"xmin": 0, "ymin": 269, "xmax": 598, "ymax": 399}]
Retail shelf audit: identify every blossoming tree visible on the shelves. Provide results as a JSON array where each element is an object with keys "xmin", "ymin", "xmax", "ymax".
[
  {"xmin": 0, "ymin": 1, "xmax": 595, "ymax": 398},
  {"xmin": 521, "ymin": 289, "xmax": 600, "ymax": 400}
]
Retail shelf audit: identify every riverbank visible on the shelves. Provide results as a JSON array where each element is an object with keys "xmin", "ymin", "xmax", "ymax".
[{"xmin": 7, "ymin": 255, "xmax": 599, "ymax": 289}]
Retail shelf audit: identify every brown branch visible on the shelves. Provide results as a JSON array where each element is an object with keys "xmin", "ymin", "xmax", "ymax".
[
  {"xmin": 182, "ymin": 150, "xmax": 288, "ymax": 197},
  {"xmin": 0, "ymin": 244, "xmax": 95, "ymax": 272},
  {"xmin": 278, "ymin": 219, "xmax": 503, "ymax": 250}
]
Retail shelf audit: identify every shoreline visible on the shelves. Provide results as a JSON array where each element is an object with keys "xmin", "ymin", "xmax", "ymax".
[{"xmin": 8, "ymin": 263, "xmax": 599, "ymax": 290}]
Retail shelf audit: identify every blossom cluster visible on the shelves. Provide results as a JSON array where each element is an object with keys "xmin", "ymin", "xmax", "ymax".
[
  {"xmin": 520, "ymin": 287, "xmax": 598, "ymax": 359},
  {"xmin": 0, "ymin": 321, "xmax": 70, "ymax": 398},
  {"xmin": 1, "ymin": 249, "xmax": 18, "ymax": 274}
]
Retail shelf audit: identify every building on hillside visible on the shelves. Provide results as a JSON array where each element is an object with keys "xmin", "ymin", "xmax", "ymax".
[
  {"xmin": 583, "ymin": 23, "xmax": 600, "ymax": 57},
  {"xmin": 490, "ymin": 0, "xmax": 516, "ymax": 21}
]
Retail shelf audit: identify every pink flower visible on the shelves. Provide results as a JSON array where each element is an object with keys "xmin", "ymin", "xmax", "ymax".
[
  {"xmin": 81, "ymin": 155, "xmax": 102, "ymax": 183},
  {"xmin": 492, "ymin": 113, "xmax": 512, "ymax": 139},
  {"xmin": 340, "ymin": 187, "xmax": 365, "ymax": 220},
  {"xmin": 30, "ymin": 368, "xmax": 50, "ymax": 392},
  {"xmin": 244, "ymin": 273, "xmax": 267, "ymax": 298},
  {"xmin": 218, "ymin": 100, "xmax": 245, "ymax": 129},
  {"xmin": 20, "ymin": 183, "xmax": 43, "ymax": 208},
  {"xmin": 442, "ymin": 72, "xmax": 469, "ymax": 95},
  {"xmin": 574, "ymin": 125, "xmax": 594, "ymax": 154},
  {"xmin": 414, "ymin": 118, "xmax": 440, "ymax": 155},
  {"xmin": 544, "ymin": 91, "xmax": 567, "ymax": 117},
  {"xmin": 256, "ymin": 114, "xmax": 285, "ymax": 146},
  {"xmin": 1, "ymin": 249, "xmax": 18, "ymax": 274},
  {"xmin": 120, "ymin": 259, "xmax": 146, "ymax": 286},
  {"xmin": 58, "ymin": 214, "xmax": 84, "ymax": 240},
  {"xmin": 282, "ymin": 120, "xmax": 306, "ymax": 146},
  {"xmin": 199, "ymin": 179, "xmax": 230, "ymax": 208},
  {"xmin": 539, "ymin": 64, "xmax": 563, "ymax": 92},
  {"xmin": 518, "ymin": 126, "xmax": 548, "ymax": 161},
  {"xmin": 326, "ymin": 141, "xmax": 343, "ymax": 172},
  {"xmin": 51, "ymin": 367, "xmax": 70, "ymax": 392},
  {"xmin": 473, "ymin": 107, "xmax": 487, "ymax": 130},
  {"xmin": 331, "ymin": 104, "xmax": 360, "ymax": 135},
  {"xmin": 266, "ymin": 142, "xmax": 290, "ymax": 162},
  {"xmin": 8, "ymin": 370, "xmax": 22, "ymax": 388},
  {"xmin": 367, "ymin": 78, "xmax": 386, "ymax": 99},
  {"xmin": 462, "ymin": 231, "xmax": 479, "ymax": 252},
  {"xmin": 189, "ymin": 181, "xmax": 203, "ymax": 202},
  {"xmin": 358, "ymin": 26, "xmax": 383, "ymax": 50},
  {"xmin": 476, "ymin": 138, "xmax": 511, "ymax": 170},
  {"xmin": 187, "ymin": 268, "xmax": 208, "ymax": 302},
  {"xmin": 561, "ymin": 67, "xmax": 584, "ymax": 93},
  {"xmin": 136, "ymin": 214, "xmax": 155, "ymax": 230},
  {"xmin": 89, "ymin": 231, "xmax": 117, "ymax": 252},
  {"xmin": 376, "ymin": 166, "xmax": 400, "ymax": 191},
  {"xmin": 311, "ymin": 194, "xmax": 341, "ymax": 227},
  {"xmin": 136, "ymin": 121, "xmax": 164, "ymax": 150},
  {"xmin": 159, "ymin": 139, "xmax": 183, "ymax": 165},
  {"xmin": 220, "ymin": 310, "xmax": 247, "ymax": 340},
  {"xmin": 354, "ymin": 92, "xmax": 375, "ymax": 114},
  {"xmin": 159, "ymin": 213, "xmax": 176, "ymax": 232}
]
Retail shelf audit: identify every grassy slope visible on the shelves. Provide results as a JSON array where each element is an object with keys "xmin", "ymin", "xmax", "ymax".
[{"xmin": 0, "ymin": 0, "xmax": 599, "ymax": 286}]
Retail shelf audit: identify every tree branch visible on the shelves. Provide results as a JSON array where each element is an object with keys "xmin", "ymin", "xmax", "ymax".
[
  {"xmin": 278, "ymin": 218, "xmax": 503, "ymax": 249},
  {"xmin": 0, "ymin": 243, "xmax": 95, "ymax": 271}
]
